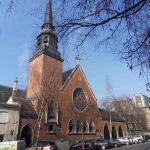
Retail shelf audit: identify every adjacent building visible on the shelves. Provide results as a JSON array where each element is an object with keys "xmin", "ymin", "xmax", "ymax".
[
  {"xmin": 110, "ymin": 93, "xmax": 150, "ymax": 136},
  {"xmin": 132, "ymin": 94, "xmax": 150, "ymax": 132}
]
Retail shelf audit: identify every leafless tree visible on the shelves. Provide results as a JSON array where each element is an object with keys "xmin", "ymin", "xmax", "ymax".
[
  {"xmin": 54, "ymin": 0, "xmax": 150, "ymax": 90},
  {"xmin": 4, "ymin": 0, "xmax": 150, "ymax": 88},
  {"xmin": 103, "ymin": 96, "xmax": 147, "ymax": 135},
  {"xmin": 27, "ymin": 66, "xmax": 59, "ymax": 149}
]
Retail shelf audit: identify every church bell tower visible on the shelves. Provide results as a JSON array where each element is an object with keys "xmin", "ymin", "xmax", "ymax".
[{"xmin": 27, "ymin": 0, "xmax": 63, "ymax": 110}]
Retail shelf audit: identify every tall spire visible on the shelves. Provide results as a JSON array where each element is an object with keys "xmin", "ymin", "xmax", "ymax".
[
  {"xmin": 44, "ymin": 0, "xmax": 53, "ymax": 25},
  {"xmin": 32, "ymin": 0, "xmax": 62, "ymax": 62}
]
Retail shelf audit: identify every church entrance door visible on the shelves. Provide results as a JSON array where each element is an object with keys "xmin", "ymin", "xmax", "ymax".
[{"xmin": 21, "ymin": 125, "xmax": 32, "ymax": 147}]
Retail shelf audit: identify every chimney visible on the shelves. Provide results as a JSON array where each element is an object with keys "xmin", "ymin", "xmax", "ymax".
[{"xmin": 12, "ymin": 78, "xmax": 18, "ymax": 97}]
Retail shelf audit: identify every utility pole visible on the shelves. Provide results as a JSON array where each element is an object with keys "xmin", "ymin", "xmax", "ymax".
[{"xmin": 109, "ymin": 109, "xmax": 112, "ymax": 140}]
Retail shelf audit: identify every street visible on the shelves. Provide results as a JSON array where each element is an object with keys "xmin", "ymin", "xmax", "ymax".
[{"xmin": 112, "ymin": 142, "xmax": 150, "ymax": 150}]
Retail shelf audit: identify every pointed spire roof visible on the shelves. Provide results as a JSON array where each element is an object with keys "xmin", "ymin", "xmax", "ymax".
[
  {"xmin": 44, "ymin": 0, "xmax": 53, "ymax": 25},
  {"xmin": 30, "ymin": 0, "xmax": 63, "ymax": 62}
]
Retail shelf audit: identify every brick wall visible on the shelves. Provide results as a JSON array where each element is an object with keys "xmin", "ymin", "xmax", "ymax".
[{"xmin": 22, "ymin": 53, "xmax": 127, "ymax": 150}]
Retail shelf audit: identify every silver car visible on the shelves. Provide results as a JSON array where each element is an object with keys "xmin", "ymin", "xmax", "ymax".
[
  {"xmin": 118, "ymin": 137, "xmax": 131, "ymax": 145},
  {"xmin": 133, "ymin": 135, "xmax": 145, "ymax": 143}
]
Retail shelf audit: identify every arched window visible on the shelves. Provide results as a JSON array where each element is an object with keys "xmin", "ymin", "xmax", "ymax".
[
  {"xmin": 47, "ymin": 98, "xmax": 58, "ymax": 133},
  {"xmin": 0, "ymin": 112, "xmax": 9, "ymax": 123},
  {"xmin": 89, "ymin": 122, "xmax": 95, "ymax": 133},
  {"xmin": 76, "ymin": 120, "xmax": 82, "ymax": 133},
  {"xmin": 104, "ymin": 125, "xmax": 110, "ymax": 140},
  {"xmin": 118, "ymin": 126, "xmax": 123, "ymax": 137},
  {"xmin": 83, "ymin": 120, "xmax": 88, "ymax": 133},
  {"xmin": 112, "ymin": 125, "xmax": 117, "ymax": 139},
  {"xmin": 47, "ymin": 98, "xmax": 58, "ymax": 122},
  {"xmin": 43, "ymin": 36, "xmax": 49, "ymax": 45},
  {"xmin": 69, "ymin": 120, "xmax": 76, "ymax": 133},
  {"xmin": 37, "ymin": 38, "xmax": 41, "ymax": 46}
]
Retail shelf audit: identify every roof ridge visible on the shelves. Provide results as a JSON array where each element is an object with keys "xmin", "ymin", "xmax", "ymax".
[{"xmin": 63, "ymin": 67, "xmax": 75, "ymax": 73}]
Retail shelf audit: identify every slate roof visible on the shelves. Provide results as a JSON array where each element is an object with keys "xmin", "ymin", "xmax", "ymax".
[
  {"xmin": 0, "ymin": 84, "xmax": 37, "ymax": 119},
  {"xmin": 0, "ymin": 103, "xmax": 20, "ymax": 110},
  {"xmin": 0, "ymin": 84, "xmax": 26, "ymax": 103},
  {"xmin": 62, "ymin": 68, "xmax": 75, "ymax": 84},
  {"xmin": 99, "ymin": 108, "xmax": 125, "ymax": 122},
  {"xmin": 12, "ymin": 97, "xmax": 37, "ymax": 119}
]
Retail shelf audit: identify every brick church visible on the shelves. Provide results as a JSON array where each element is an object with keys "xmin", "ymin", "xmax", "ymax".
[{"xmin": 0, "ymin": 0, "xmax": 127, "ymax": 149}]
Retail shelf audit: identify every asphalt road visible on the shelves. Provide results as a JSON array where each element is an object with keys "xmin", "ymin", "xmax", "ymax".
[{"xmin": 112, "ymin": 142, "xmax": 150, "ymax": 150}]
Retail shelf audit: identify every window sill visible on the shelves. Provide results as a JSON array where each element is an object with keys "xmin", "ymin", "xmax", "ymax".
[
  {"xmin": 68, "ymin": 132, "xmax": 96, "ymax": 135},
  {"xmin": 47, "ymin": 131, "xmax": 56, "ymax": 134}
]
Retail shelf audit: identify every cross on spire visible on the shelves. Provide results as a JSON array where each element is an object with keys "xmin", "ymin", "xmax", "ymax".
[{"xmin": 76, "ymin": 54, "xmax": 81, "ymax": 65}]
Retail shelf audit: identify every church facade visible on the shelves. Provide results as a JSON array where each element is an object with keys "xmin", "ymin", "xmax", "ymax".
[{"xmin": 0, "ymin": 0, "xmax": 127, "ymax": 149}]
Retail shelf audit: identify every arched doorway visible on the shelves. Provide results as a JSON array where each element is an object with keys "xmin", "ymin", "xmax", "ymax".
[
  {"xmin": 21, "ymin": 125, "xmax": 33, "ymax": 147},
  {"xmin": 118, "ymin": 126, "xmax": 123, "ymax": 137},
  {"xmin": 112, "ymin": 125, "xmax": 117, "ymax": 139},
  {"xmin": 104, "ymin": 125, "xmax": 110, "ymax": 140}
]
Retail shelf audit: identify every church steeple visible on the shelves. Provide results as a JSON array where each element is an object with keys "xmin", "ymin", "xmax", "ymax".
[
  {"xmin": 44, "ymin": 0, "xmax": 53, "ymax": 25},
  {"xmin": 42, "ymin": 0, "xmax": 54, "ymax": 30},
  {"xmin": 27, "ymin": 0, "xmax": 63, "ymax": 101},
  {"xmin": 32, "ymin": 0, "xmax": 62, "ymax": 61}
]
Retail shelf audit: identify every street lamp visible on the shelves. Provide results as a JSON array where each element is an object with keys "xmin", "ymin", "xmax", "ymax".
[
  {"xmin": 109, "ymin": 108, "xmax": 112, "ymax": 140},
  {"xmin": 81, "ymin": 123, "xmax": 84, "ymax": 150},
  {"xmin": 107, "ymin": 102, "xmax": 112, "ymax": 140}
]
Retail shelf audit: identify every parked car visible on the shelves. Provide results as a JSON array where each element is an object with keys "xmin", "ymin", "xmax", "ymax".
[
  {"xmin": 145, "ymin": 135, "xmax": 150, "ymax": 142},
  {"xmin": 133, "ymin": 135, "xmax": 145, "ymax": 143},
  {"xmin": 92, "ymin": 139, "xmax": 111, "ymax": 150},
  {"xmin": 70, "ymin": 140, "xmax": 94, "ymax": 150},
  {"xmin": 32, "ymin": 141, "xmax": 57, "ymax": 150},
  {"xmin": 111, "ymin": 139, "xmax": 121, "ymax": 148},
  {"xmin": 132, "ymin": 136, "xmax": 139, "ymax": 144},
  {"xmin": 118, "ymin": 137, "xmax": 131, "ymax": 145}
]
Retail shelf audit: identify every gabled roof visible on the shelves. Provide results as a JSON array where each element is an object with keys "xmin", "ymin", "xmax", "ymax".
[
  {"xmin": 0, "ymin": 84, "xmax": 37, "ymax": 119},
  {"xmin": 62, "ymin": 68, "xmax": 75, "ymax": 85},
  {"xmin": 61, "ymin": 65, "xmax": 97, "ymax": 101},
  {"xmin": 61, "ymin": 66, "xmax": 78, "ymax": 90},
  {"xmin": 99, "ymin": 108, "xmax": 125, "ymax": 122},
  {"xmin": 11, "ymin": 96, "xmax": 37, "ymax": 119},
  {"xmin": 0, "ymin": 84, "xmax": 26, "ymax": 103}
]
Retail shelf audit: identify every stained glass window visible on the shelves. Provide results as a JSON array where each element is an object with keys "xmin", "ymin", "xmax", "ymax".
[{"xmin": 73, "ymin": 88, "xmax": 88, "ymax": 112}]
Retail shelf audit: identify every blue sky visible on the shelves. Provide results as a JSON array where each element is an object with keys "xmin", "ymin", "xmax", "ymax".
[{"xmin": 0, "ymin": 0, "xmax": 149, "ymax": 102}]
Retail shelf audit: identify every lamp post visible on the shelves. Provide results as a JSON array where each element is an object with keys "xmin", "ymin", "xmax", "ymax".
[
  {"xmin": 107, "ymin": 102, "xmax": 112, "ymax": 140},
  {"xmin": 82, "ymin": 124, "xmax": 84, "ymax": 150},
  {"xmin": 122, "ymin": 105, "xmax": 129, "ymax": 136},
  {"xmin": 109, "ymin": 109, "xmax": 112, "ymax": 140}
]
